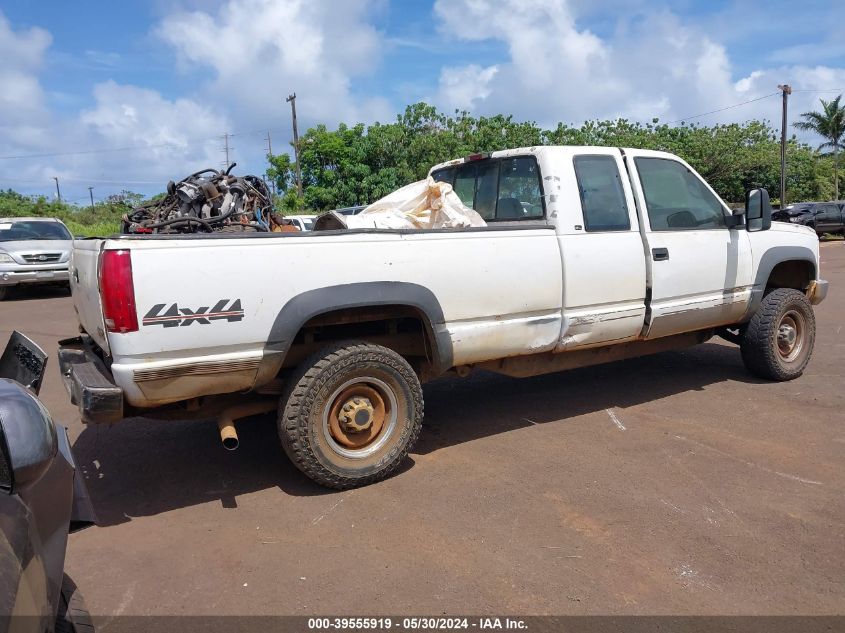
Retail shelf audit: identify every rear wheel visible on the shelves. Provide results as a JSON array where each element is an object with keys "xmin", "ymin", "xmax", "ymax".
[
  {"xmin": 740, "ymin": 288, "xmax": 815, "ymax": 381},
  {"xmin": 278, "ymin": 342, "xmax": 423, "ymax": 489}
]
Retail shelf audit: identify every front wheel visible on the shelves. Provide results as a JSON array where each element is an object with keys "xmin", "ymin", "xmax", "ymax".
[
  {"xmin": 740, "ymin": 288, "xmax": 816, "ymax": 381},
  {"xmin": 278, "ymin": 342, "xmax": 424, "ymax": 489},
  {"xmin": 0, "ymin": 286, "xmax": 9, "ymax": 301}
]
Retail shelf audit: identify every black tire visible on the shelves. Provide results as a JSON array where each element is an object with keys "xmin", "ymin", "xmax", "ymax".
[
  {"xmin": 279, "ymin": 341, "xmax": 423, "ymax": 489},
  {"xmin": 740, "ymin": 288, "xmax": 815, "ymax": 381},
  {"xmin": 0, "ymin": 286, "xmax": 7, "ymax": 301},
  {"xmin": 55, "ymin": 575, "xmax": 95, "ymax": 633}
]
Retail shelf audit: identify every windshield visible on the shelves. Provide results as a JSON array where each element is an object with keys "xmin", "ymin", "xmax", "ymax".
[
  {"xmin": 0, "ymin": 221, "xmax": 72, "ymax": 242},
  {"xmin": 302, "ymin": 218, "xmax": 315, "ymax": 230}
]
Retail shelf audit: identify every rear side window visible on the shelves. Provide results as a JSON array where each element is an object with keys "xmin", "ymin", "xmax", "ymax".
[
  {"xmin": 573, "ymin": 155, "xmax": 630, "ymax": 231},
  {"xmin": 453, "ymin": 164, "xmax": 476, "ymax": 209},
  {"xmin": 431, "ymin": 156, "xmax": 544, "ymax": 221},
  {"xmin": 498, "ymin": 158, "xmax": 544, "ymax": 220},
  {"xmin": 635, "ymin": 158, "xmax": 726, "ymax": 230},
  {"xmin": 431, "ymin": 167, "xmax": 455, "ymax": 185}
]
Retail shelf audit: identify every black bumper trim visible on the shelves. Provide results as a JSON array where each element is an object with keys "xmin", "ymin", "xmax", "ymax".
[{"xmin": 58, "ymin": 336, "xmax": 123, "ymax": 424}]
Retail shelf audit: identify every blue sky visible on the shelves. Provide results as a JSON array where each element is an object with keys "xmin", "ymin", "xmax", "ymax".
[{"xmin": 1, "ymin": 0, "xmax": 842, "ymax": 203}]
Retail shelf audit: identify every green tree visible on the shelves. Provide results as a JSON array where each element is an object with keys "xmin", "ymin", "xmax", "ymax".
[{"xmin": 794, "ymin": 95, "xmax": 845, "ymax": 198}]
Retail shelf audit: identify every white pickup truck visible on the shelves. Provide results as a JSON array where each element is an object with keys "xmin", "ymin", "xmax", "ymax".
[{"xmin": 58, "ymin": 146, "xmax": 828, "ymax": 489}]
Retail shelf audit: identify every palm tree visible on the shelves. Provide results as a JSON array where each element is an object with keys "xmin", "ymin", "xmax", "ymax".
[{"xmin": 795, "ymin": 95, "xmax": 845, "ymax": 199}]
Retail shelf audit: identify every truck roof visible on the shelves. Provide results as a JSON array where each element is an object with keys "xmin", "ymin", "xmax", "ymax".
[{"xmin": 428, "ymin": 145, "xmax": 676, "ymax": 174}]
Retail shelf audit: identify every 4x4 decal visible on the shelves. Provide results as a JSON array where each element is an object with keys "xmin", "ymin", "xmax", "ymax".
[{"xmin": 142, "ymin": 299, "xmax": 244, "ymax": 327}]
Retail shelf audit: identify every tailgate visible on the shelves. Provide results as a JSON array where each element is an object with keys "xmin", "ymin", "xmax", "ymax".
[{"xmin": 69, "ymin": 239, "xmax": 110, "ymax": 353}]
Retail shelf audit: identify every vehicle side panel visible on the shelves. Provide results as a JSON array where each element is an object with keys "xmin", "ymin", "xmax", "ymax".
[{"xmin": 105, "ymin": 228, "xmax": 563, "ymax": 407}]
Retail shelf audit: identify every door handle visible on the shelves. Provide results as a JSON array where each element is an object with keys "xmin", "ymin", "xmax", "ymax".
[{"xmin": 652, "ymin": 247, "xmax": 669, "ymax": 261}]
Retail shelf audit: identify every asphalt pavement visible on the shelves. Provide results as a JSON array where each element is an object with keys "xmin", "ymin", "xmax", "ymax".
[{"xmin": 1, "ymin": 242, "xmax": 843, "ymax": 617}]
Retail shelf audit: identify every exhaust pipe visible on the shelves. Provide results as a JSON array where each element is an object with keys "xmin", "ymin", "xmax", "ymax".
[
  {"xmin": 218, "ymin": 418, "xmax": 239, "ymax": 450},
  {"xmin": 217, "ymin": 399, "xmax": 277, "ymax": 451}
]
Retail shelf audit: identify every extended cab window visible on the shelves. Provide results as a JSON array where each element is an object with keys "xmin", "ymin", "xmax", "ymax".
[
  {"xmin": 573, "ymin": 155, "xmax": 630, "ymax": 231},
  {"xmin": 497, "ymin": 158, "xmax": 543, "ymax": 220},
  {"xmin": 635, "ymin": 158, "xmax": 726, "ymax": 231},
  {"xmin": 431, "ymin": 157, "xmax": 544, "ymax": 221}
]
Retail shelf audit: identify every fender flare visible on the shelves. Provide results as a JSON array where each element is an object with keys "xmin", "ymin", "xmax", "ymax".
[
  {"xmin": 256, "ymin": 282, "xmax": 453, "ymax": 385},
  {"xmin": 740, "ymin": 245, "xmax": 818, "ymax": 322}
]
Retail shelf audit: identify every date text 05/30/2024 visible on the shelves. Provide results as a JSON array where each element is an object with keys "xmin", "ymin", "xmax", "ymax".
[{"xmin": 307, "ymin": 617, "xmax": 528, "ymax": 630}]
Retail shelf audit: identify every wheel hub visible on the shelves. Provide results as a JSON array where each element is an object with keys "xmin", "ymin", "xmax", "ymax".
[
  {"xmin": 325, "ymin": 382, "xmax": 390, "ymax": 452},
  {"xmin": 338, "ymin": 397, "xmax": 375, "ymax": 432},
  {"xmin": 776, "ymin": 310, "xmax": 805, "ymax": 361},
  {"xmin": 778, "ymin": 324, "xmax": 796, "ymax": 349}
]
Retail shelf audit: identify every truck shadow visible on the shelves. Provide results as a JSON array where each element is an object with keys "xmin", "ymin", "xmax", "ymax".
[
  {"xmin": 72, "ymin": 342, "xmax": 762, "ymax": 526},
  {"xmin": 3, "ymin": 284, "xmax": 71, "ymax": 302}
]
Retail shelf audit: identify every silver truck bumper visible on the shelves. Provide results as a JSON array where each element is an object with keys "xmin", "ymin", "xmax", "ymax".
[
  {"xmin": 0, "ymin": 268, "xmax": 69, "ymax": 286},
  {"xmin": 807, "ymin": 279, "xmax": 828, "ymax": 305}
]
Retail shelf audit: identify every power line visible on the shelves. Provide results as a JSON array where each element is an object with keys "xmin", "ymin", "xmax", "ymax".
[
  {"xmin": 663, "ymin": 92, "xmax": 780, "ymax": 125},
  {"xmin": 0, "ymin": 176, "xmax": 164, "ymax": 185},
  {"xmin": 0, "ymin": 126, "xmax": 276, "ymax": 162}
]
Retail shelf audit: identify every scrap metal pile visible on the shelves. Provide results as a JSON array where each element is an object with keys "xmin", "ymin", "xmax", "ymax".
[{"xmin": 122, "ymin": 164, "xmax": 289, "ymax": 234}]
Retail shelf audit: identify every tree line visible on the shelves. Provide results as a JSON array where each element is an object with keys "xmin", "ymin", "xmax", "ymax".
[
  {"xmin": 3, "ymin": 99, "xmax": 841, "ymax": 235},
  {"xmin": 267, "ymin": 102, "xmax": 839, "ymax": 212}
]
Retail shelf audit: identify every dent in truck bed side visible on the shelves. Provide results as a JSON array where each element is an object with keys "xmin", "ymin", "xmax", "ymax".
[{"xmin": 255, "ymin": 281, "xmax": 454, "ymax": 386}]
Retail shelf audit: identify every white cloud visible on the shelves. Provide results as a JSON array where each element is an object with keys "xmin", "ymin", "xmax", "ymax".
[
  {"xmin": 430, "ymin": 0, "xmax": 845, "ymax": 136},
  {"xmin": 155, "ymin": 0, "xmax": 392, "ymax": 126},
  {"xmin": 436, "ymin": 64, "xmax": 498, "ymax": 111},
  {"xmin": 0, "ymin": 9, "xmax": 232, "ymax": 200},
  {"xmin": 0, "ymin": 12, "xmax": 50, "ymax": 133},
  {"xmin": 78, "ymin": 81, "xmax": 227, "ymax": 174}
]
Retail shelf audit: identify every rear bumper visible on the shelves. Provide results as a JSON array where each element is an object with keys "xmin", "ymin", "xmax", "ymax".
[
  {"xmin": 0, "ymin": 267, "xmax": 69, "ymax": 286},
  {"xmin": 58, "ymin": 336, "xmax": 124, "ymax": 424},
  {"xmin": 808, "ymin": 279, "xmax": 828, "ymax": 305}
]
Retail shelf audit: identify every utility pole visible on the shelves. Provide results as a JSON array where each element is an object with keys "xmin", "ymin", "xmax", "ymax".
[
  {"xmin": 88, "ymin": 187, "xmax": 94, "ymax": 212},
  {"xmin": 286, "ymin": 93, "xmax": 303, "ymax": 196},
  {"xmin": 265, "ymin": 130, "xmax": 273, "ymax": 157},
  {"xmin": 52, "ymin": 177, "xmax": 61, "ymax": 203},
  {"xmin": 221, "ymin": 132, "xmax": 233, "ymax": 170},
  {"xmin": 778, "ymin": 84, "xmax": 792, "ymax": 208}
]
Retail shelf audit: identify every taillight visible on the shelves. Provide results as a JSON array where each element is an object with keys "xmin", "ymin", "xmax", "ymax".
[
  {"xmin": 466, "ymin": 152, "xmax": 490, "ymax": 162},
  {"xmin": 99, "ymin": 249, "xmax": 138, "ymax": 333}
]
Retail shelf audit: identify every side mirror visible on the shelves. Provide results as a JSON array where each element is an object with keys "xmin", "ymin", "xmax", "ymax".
[
  {"xmin": 0, "ymin": 379, "xmax": 57, "ymax": 493},
  {"xmin": 746, "ymin": 188, "xmax": 772, "ymax": 232},
  {"xmin": 0, "ymin": 331, "xmax": 48, "ymax": 395}
]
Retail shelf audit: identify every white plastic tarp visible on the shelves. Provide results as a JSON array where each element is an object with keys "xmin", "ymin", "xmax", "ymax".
[{"xmin": 317, "ymin": 177, "xmax": 486, "ymax": 230}]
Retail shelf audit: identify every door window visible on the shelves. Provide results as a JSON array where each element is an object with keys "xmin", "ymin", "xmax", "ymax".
[
  {"xmin": 635, "ymin": 158, "xmax": 726, "ymax": 231},
  {"xmin": 573, "ymin": 155, "xmax": 630, "ymax": 231}
]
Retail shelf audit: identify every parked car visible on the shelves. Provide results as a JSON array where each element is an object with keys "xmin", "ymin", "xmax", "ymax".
[
  {"xmin": 773, "ymin": 201, "xmax": 845, "ymax": 236},
  {"xmin": 0, "ymin": 332, "xmax": 95, "ymax": 632},
  {"xmin": 285, "ymin": 215, "xmax": 317, "ymax": 231},
  {"xmin": 771, "ymin": 202, "xmax": 812, "ymax": 222},
  {"xmin": 0, "ymin": 218, "xmax": 73, "ymax": 300},
  {"xmin": 59, "ymin": 146, "xmax": 827, "ymax": 490}
]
